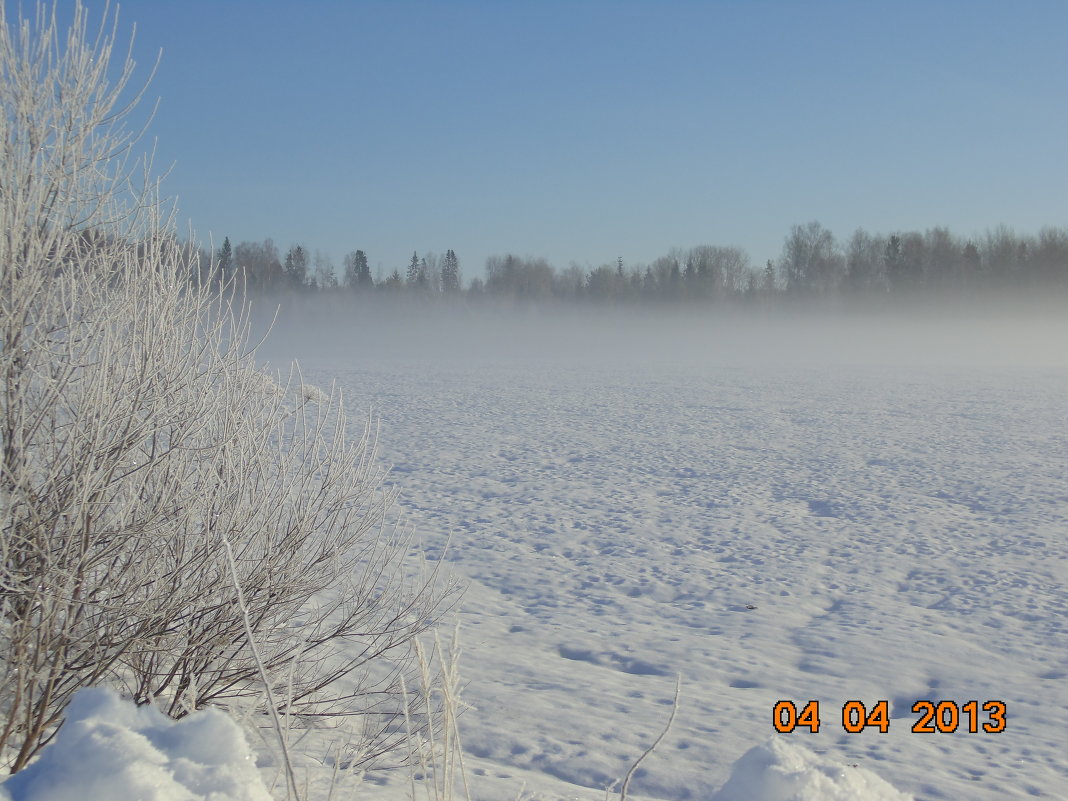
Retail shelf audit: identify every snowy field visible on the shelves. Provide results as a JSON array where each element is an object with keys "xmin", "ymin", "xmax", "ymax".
[
  {"xmin": 262, "ymin": 304, "xmax": 1068, "ymax": 801},
  {"xmin": 6, "ymin": 306, "xmax": 1065, "ymax": 801}
]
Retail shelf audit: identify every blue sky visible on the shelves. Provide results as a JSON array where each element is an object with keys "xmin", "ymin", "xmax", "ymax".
[{"xmin": 26, "ymin": 0, "xmax": 1068, "ymax": 280}]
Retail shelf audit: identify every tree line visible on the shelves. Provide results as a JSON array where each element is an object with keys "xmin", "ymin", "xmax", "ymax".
[{"xmin": 212, "ymin": 221, "xmax": 1068, "ymax": 305}]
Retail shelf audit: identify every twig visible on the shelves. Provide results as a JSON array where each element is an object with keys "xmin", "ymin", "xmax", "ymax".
[
  {"xmin": 618, "ymin": 674, "xmax": 681, "ymax": 801},
  {"xmin": 222, "ymin": 535, "xmax": 302, "ymax": 801}
]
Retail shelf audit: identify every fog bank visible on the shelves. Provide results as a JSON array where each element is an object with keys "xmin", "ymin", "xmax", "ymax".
[{"xmin": 248, "ymin": 294, "xmax": 1068, "ymax": 373}]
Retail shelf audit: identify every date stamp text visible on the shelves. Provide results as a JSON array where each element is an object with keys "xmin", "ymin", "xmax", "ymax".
[{"xmin": 773, "ymin": 699, "xmax": 1007, "ymax": 734}]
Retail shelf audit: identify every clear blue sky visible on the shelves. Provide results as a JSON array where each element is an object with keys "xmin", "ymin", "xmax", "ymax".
[{"xmin": 28, "ymin": 0, "xmax": 1068, "ymax": 280}]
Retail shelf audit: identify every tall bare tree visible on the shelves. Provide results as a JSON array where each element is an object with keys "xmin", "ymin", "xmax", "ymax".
[{"xmin": 780, "ymin": 221, "xmax": 844, "ymax": 295}]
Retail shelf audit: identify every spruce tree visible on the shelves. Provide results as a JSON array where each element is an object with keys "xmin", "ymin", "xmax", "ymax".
[
  {"xmin": 217, "ymin": 236, "xmax": 232, "ymax": 274},
  {"xmin": 344, "ymin": 249, "xmax": 372, "ymax": 289},
  {"xmin": 441, "ymin": 249, "xmax": 461, "ymax": 293},
  {"xmin": 357, "ymin": 250, "xmax": 372, "ymax": 287},
  {"xmin": 406, "ymin": 251, "xmax": 420, "ymax": 286},
  {"xmin": 284, "ymin": 244, "xmax": 308, "ymax": 289}
]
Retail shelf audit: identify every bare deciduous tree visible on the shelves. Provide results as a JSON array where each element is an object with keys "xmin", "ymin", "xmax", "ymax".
[{"xmin": 779, "ymin": 221, "xmax": 844, "ymax": 296}]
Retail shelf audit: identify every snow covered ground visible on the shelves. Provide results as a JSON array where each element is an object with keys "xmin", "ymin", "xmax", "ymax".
[
  {"xmin": 0, "ymin": 688, "xmax": 272, "ymax": 801},
  {"xmin": 6, "ymin": 305, "xmax": 1065, "ymax": 801},
  {"xmin": 267, "ymin": 305, "xmax": 1067, "ymax": 801}
]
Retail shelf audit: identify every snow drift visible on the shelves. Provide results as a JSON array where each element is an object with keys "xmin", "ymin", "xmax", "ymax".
[
  {"xmin": 711, "ymin": 739, "xmax": 913, "ymax": 801},
  {"xmin": 0, "ymin": 689, "xmax": 271, "ymax": 801},
  {"xmin": 0, "ymin": 690, "xmax": 917, "ymax": 801}
]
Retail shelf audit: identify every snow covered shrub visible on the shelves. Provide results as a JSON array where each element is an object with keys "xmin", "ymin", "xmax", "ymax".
[{"xmin": 0, "ymin": 1, "xmax": 449, "ymax": 774}]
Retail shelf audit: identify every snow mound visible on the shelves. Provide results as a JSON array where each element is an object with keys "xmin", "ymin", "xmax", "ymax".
[
  {"xmin": 711, "ymin": 739, "xmax": 913, "ymax": 801},
  {"xmin": 0, "ymin": 688, "xmax": 271, "ymax": 801}
]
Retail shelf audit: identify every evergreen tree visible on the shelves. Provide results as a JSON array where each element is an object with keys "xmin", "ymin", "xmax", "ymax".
[
  {"xmin": 406, "ymin": 251, "xmax": 420, "ymax": 286},
  {"xmin": 344, "ymin": 250, "xmax": 372, "ymax": 289},
  {"xmin": 358, "ymin": 251, "xmax": 372, "ymax": 287},
  {"xmin": 284, "ymin": 244, "xmax": 308, "ymax": 289},
  {"xmin": 217, "ymin": 236, "xmax": 232, "ymax": 275},
  {"xmin": 763, "ymin": 260, "xmax": 776, "ymax": 293},
  {"xmin": 383, "ymin": 269, "xmax": 403, "ymax": 290},
  {"xmin": 441, "ymin": 249, "xmax": 461, "ymax": 293}
]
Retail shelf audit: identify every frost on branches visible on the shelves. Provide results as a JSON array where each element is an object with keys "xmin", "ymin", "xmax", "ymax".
[{"xmin": 0, "ymin": 1, "xmax": 450, "ymax": 776}]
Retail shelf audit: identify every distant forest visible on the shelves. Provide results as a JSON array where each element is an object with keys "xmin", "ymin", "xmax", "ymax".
[{"xmin": 206, "ymin": 221, "xmax": 1068, "ymax": 305}]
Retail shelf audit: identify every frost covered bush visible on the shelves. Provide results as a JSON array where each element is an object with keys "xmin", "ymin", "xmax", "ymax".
[{"xmin": 0, "ymin": 1, "xmax": 448, "ymax": 775}]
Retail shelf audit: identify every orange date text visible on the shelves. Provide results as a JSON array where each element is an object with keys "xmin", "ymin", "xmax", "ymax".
[{"xmin": 773, "ymin": 699, "xmax": 1007, "ymax": 734}]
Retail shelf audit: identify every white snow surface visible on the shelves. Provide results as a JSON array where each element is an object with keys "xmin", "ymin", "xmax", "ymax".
[
  {"xmin": 0, "ymin": 688, "xmax": 271, "ymax": 801},
  {"xmin": 275, "ymin": 307, "xmax": 1067, "ymax": 801},
  {"xmin": 11, "ymin": 308, "xmax": 1067, "ymax": 801},
  {"xmin": 0, "ymin": 694, "xmax": 912, "ymax": 801},
  {"xmin": 710, "ymin": 739, "xmax": 913, "ymax": 801}
]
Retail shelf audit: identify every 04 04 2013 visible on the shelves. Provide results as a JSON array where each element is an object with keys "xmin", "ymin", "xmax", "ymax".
[{"xmin": 772, "ymin": 699, "xmax": 1007, "ymax": 734}]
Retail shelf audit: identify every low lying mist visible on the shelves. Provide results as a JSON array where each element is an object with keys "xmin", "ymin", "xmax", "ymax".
[{"xmin": 249, "ymin": 293, "xmax": 1068, "ymax": 373}]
